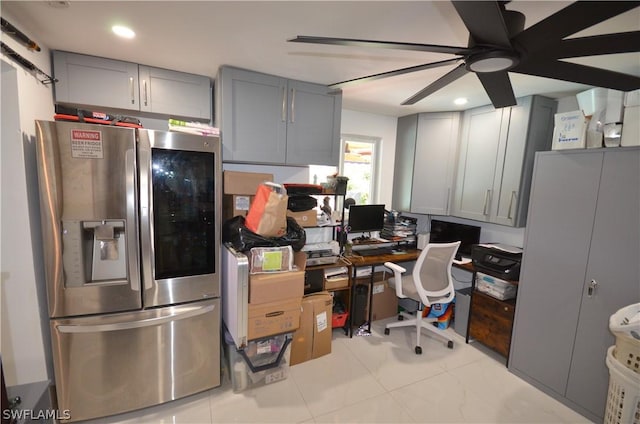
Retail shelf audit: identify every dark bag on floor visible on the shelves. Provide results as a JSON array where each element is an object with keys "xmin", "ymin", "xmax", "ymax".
[{"xmin": 222, "ymin": 215, "xmax": 306, "ymax": 252}]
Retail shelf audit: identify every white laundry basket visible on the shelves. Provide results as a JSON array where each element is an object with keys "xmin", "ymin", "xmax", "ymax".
[
  {"xmin": 609, "ymin": 303, "xmax": 640, "ymax": 374},
  {"xmin": 605, "ymin": 346, "xmax": 640, "ymax": 424}
]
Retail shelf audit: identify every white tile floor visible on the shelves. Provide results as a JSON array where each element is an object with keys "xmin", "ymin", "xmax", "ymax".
[{"xmin": 89, "ymin": 318, "xmax": 591, "ymax": 424}]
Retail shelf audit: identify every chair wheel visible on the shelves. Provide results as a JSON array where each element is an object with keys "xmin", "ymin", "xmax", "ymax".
[
  {"xmin": 447, "ymin": 341, "xmax": 454, "ymax": 349},
  {"xmin": 398, "ymin": 315, "xmax": 404, "ymax": 321},
  {"xmin": 415, "ymin": 346, "xmax": 422, "ymax": 355},
  {"xmin": 384, "ymin": 328, "xmax": 390, "ymax": 335}
]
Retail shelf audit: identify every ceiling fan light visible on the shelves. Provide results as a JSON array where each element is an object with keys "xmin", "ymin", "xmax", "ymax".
[
  {"xmin": 112, "ymin": 25, "xmax": 135, "ymax": 39},
  {"xmin": 466, "ymin": 51, "xmax": 519, "ymax": 73}
]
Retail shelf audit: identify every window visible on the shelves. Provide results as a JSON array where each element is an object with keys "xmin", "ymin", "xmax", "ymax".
[
  {"xmin": 340, "ymin": 134, "xmax": 380, "ymax": 205},
  {"xmin": 308, "ymin": 134, "xmax": 380, "ymax": 205}
]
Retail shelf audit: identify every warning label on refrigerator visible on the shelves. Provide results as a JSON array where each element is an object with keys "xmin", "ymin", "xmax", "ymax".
[{"xmin": 70, "ymin": 129, "xmax": 103, "ymax": 158}]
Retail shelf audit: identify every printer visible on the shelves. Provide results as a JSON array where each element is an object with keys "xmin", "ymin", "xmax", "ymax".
[{"xmin": 471, "ymin": 243, "xmax": 523, "ymax": 281}]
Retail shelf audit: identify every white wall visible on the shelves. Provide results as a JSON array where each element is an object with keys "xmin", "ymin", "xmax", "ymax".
[
  {"xmin": 1, "ymin": 9, "xmax": 55, "ymax": 386},
  {"xmin": 340, "ymin": 109, "xmax": 398, "ymax": 207}
]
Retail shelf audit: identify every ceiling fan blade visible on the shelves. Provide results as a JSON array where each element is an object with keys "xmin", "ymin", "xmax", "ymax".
[
  {"xmin": 513, "ymin": 60, "xmax": 640, "ymax": 92},
  {"xmin": 513, "ymin": 1, "xmax": 640, "ymax": 54},
  {"xmin": 452, "ymin": 1, "xmax": 512, "ymax": 48},
  {"xmin": 401, "ymin": 63, "xmax": 468, "ymax": 105},
  {"xmin": 288, "ymin": 35, "xmax": 470, "ymax": 55},
  {"xmin": 542, "ymin": 32, "xmax": 640, "ymax": 59},
  {"xmin": 477, "ymin": 72, "xmax": 516, "ymax": 108},
  {"xmin": 329, "ymin": 58, "xmax": 462, "ymax": 88}
]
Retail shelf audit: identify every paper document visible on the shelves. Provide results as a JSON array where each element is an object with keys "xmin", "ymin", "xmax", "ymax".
[
  {"xmin": 453, "ymin": 258, "xmax": 472, "ymax": 265},
  {"xmin": 477, "ymin": 243, "xmax": 523, "ymax": 254}
]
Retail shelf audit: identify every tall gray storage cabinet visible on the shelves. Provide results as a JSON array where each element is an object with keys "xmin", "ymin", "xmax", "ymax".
[{"xmin": 509, "ymin": 148, "xmax": 640, "ymax": 422}]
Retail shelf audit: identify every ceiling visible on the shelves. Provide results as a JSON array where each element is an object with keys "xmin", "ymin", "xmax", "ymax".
[{"xmin": 3, "ymin": 1, "xmax": 639, "ymax": 117}]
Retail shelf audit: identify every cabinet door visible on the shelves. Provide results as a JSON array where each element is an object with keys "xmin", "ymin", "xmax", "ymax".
[
  {"xmin": 509, "ymin": 151, "xmax": 603, "ymax": 396},
  {"xmin": 491, "ymin": 99, "xmax": 527, "ymax": 226},
  {"xmin": 391, "ymin": 115, "xmax": 418, "ymax": 212},
  {"xmin": 493, "ymin": 96, "xmax": 556, "ymax": 227},
  {"xmin": 138, "ymin": 66, "xmax": 211, "ymax": 119},
  {"xmin": 565, "ymin": 149, "xmax": 640, "ymax": 419},
  {"xmin": 410, "ymin": 112, "xmax": 460, "ymax": 215},
  {"xmin": 285, "ymin": 80, "xmax": 342, "ymax": 166},
  {"xmin": 219, "ymin": 67, "xmax": 287, "ymax": 163},
  {"xmin": 53, "ymin": 51, "xmax": 139, "ymax": 110},
  {"xmin": 452, "ymin": 105, "xmax": 506, "ymax": 221}
]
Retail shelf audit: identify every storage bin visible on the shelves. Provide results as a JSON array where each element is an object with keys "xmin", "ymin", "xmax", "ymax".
[
  {"xmin": 609, "ymin": 303, "xmax": 640, "ymax": 374},
  {"xmin": 224, "ymin": 330, "xmax": 292, "ymax": 393},
  {"xmin": 475, "ymin": 272, "xmax": 517, "ymax": 300},
  {"xmin": 332, "ymin": 312, "xmax": 348, "ymax": 328},
  {"xmin": 604, "ymin": 346, "xmax": 640, "ymax": 424}
]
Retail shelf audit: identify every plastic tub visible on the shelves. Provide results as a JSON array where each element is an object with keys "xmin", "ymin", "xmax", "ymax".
[
  {"xmin": 609, "ymin": 303, "xmax": 640, "ymax": 374},
  {"xmin": 604, "ymin": 346, "xmax": 640, "ymax": 424}
]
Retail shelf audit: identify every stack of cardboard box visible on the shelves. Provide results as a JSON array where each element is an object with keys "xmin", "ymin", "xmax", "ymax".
[{"xmin": 247, "ymin": 249, "xmax": 306, "ymax": 340}]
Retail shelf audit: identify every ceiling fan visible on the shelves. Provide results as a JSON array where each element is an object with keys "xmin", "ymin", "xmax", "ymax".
[{"xmin": 289, "ymin": 1, "xmax": 640, "ymax": 108}]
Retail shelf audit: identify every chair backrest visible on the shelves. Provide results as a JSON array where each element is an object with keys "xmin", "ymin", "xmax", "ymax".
[{"xmin": 412, "ymin": 241, "xmax": 460, "ymax": 306}]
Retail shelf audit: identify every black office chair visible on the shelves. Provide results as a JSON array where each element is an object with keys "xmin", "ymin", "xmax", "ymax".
[{"xmin": 383, "ymin": 241, "xmax": 460, "ymax": 354}]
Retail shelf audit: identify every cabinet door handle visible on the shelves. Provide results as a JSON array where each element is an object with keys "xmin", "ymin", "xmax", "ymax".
[
  {"xmin": 483, "ymin": 189, "xmax": 491, "ymax": 215},
  {"xmin": 129, "ymin": 77, "xmax": 135, "ymax": 104},
  {"xmin": 290, "ymin": 88, "xmax": 296, "ymax": 123},
  {"xmin": 507, "ymin": 190, "xmax": 517, "ymax": 220},
  {"xmin": 281, "ymin": 86, "xmax": 286, "ymax": 122},
  {"xmin": 446, "ymin": 188, "xmax": 451, "ymax": 212},
  {"xmin": 587, "ymin": 279, "xmax": 598, "ymax": 297},
  {"xmin": 143, "ymin": 79, "xmax": 148, "ymax": 106}
]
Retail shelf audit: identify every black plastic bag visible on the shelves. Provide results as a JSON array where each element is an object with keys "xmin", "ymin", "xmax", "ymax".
[
  {"xmin": 223, "ymin": 215, "xmax": 306, "ymax": 252},
  {"xmin": 287, "ymin": 195, "xmax": 317, "ymax": 212}
]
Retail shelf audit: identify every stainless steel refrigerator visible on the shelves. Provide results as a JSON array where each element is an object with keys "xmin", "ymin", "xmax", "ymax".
[{"xmin": 35, "ymin": 120, "xmax": 221, "ymax": 422}]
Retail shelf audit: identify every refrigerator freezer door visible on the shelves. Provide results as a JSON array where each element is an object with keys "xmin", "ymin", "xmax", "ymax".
[
  {"xmin": 50, "ymin": 298, "xmax": 220, "ymax": 422},
  {"xmin": 35, "ymin": 121, "xmax": 141, "ymax": 318},
  {"xmin": 138, "ymin": 130, "xmax": 222, "ymax": 307}
]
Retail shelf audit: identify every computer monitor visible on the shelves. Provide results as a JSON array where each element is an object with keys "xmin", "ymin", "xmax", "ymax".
[
  {"xmin": 429, "ymin": 219, "xmax": 481, "ymax": 258},
  {"xmin": 347, "ymin": 204, "xmax": 385, "ymax": 234}
]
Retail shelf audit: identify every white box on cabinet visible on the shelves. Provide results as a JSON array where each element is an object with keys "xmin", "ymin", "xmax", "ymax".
[{"xmin": 552, "ymin": 111, "xmax": 587, "ymax": 150}]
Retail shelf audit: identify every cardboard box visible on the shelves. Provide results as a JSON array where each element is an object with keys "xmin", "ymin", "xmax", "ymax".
[
  {"xmin": 324, "ymin": 276, "xmax": 349, "ymax": 291},
  {"xmin": 290, "ymin": 292, "xmax": 332, "ymax": 366},
  {"xmin": 286, "ymin": 209, "xmax": 317, "ymax": 227},
  {"xmin": 224, "ymin": 194, "xmax": 252, "ymax": 220},
  {"xmin": 621, "ymin": 106, "xmax": 640, "ymax": 147},
  {"xmin": 247, "ymin": 298, "xmax": 302, "ymax": 341},
  {"xmin": 224, "ymin": 171, "xmax": 273, "ymax": 195},
  {"xmin": 370, "ymin": 280, "xmax": 399, "ymax": 321},
  {"xmin": 249, "ymin": 251, "xmax": 306, "ymax": 304}
]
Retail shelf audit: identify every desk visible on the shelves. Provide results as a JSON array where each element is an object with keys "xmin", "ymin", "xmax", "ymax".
[{"xmin": 345, "ymin": 249, "xmax": 420, "ymax": 336}]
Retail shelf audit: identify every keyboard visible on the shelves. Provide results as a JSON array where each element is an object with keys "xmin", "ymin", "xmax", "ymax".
[{"xmin": 356, "ymin": 247, "xmax": 394, "ymax": 256}]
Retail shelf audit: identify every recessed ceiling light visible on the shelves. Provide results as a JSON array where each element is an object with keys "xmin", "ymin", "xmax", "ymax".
[
  {"xmin": 112, "ymin": 25, "xmax": 135, "ymax": 39},
  {"xmin": 454, "ymin": 98, "xmax": 468, "ymax": 106}
]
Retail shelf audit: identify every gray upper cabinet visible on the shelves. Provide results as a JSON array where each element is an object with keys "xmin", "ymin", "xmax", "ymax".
[
  {"xmin": 509, "ymin": 148, "xmax": 639, "ymax": 422},
  {"xmin": 452, "ymin": 95, "xmax": 556, "ymax": 227},
  {"xmin": 217, "ymin": 66, "xmax": 341, "ymax": 166},
  {"xmin": 53, "ymin": 51, "xmax": 140, "ymax": 110},
  {"xmin": 138, "ymin": 65, "xmax": 211, "ymax": 119},
  {"xmin": 392, "ymin": 112, "xmax": 460, "ymax": 215},
  {"xmin": 53, "ymin": 51, "xmax": 211, "ymax": 120}
]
